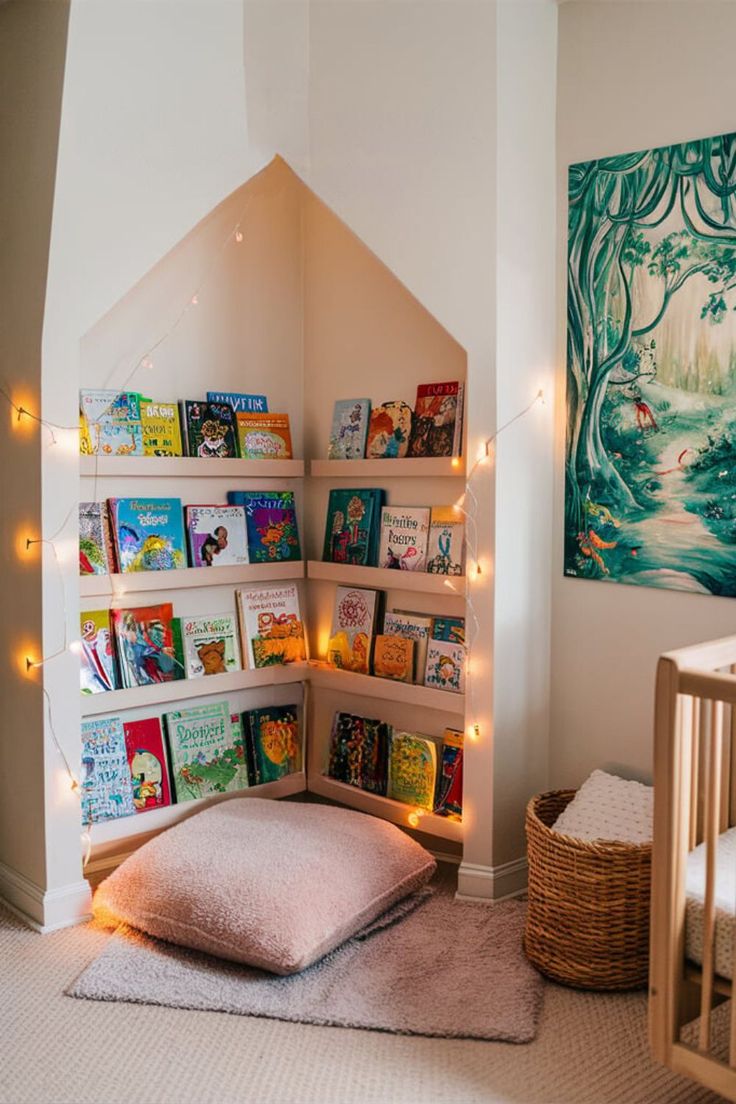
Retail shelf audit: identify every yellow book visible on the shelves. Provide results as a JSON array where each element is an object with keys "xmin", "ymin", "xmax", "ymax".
[
  {"xmin": 373, "ymin": 634, "xmax": 414, "ymax": 683},
  {"xmin": 141, "ymin": 401, "xmax": 183, "ymax": 457}
]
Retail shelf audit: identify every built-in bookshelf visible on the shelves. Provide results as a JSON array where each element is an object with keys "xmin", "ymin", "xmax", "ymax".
[
  {"xmin": 80, "ymin": 456, "xmax": 304, "ymax": 478},
  {"xmin": 307, "ymin": 560, "xmax": 466, "ymax": 596},
  {"xmin": 308, "ymin": 662, "xmax": 465, "ymax": 716},
  {"xmin": 310, "ymin": 458, "xmax": 463, "ymax": 479},
  {"xmin": 80, "ymin": 562, "xmax": 305, "ymax": 599},
  {"xmin": 308, "ymin": 775, "xmax": 463, "ymax": 844}
]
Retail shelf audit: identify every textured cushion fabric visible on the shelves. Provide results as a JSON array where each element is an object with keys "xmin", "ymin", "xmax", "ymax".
[
  {"xmin": 685, "ymin": 825, "xmax": 736, "ymax": 981},
  {"xmin": 551, "ymin": 769, "xmax": 653, "ymax": 844},
  {"xmin": 93, "ymin": 798, "xmax": 436, "ymax": 974}
]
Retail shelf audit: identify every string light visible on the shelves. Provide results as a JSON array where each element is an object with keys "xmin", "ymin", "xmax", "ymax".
[{"xmin": 235, "ymin": 227, "xmax": 244, "ymax": 243}]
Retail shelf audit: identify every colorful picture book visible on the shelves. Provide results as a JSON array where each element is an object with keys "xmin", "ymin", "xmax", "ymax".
[
  {"xmin": 79, "ymin": 502, "xmax": 115, "ymax": 575},
  {"xmin": 207, "ymin": 391, "xmax": 268, "ymax": 414},
  {"xmin": 407, "ymin": 381, "xmax": 464, "ymax": 458},
  {"xmin": 424, "ymin": 638, "xmax": 465, "ymax": 694},
  {"xmin": 109, "ymin": 498, "xmax": 186, "ymax": 573},
  {"xmin": 235, "ymin": 412, "xmax": 293, "ymax": 459},
  {"xmin": 426, "ymin": 506, "xmax": 464, "ymax": 576},
  {"xmin": 164, "ymin": 701, "xmax": 247, "ymax": 803},
  {"xmin": 245, "ymin": 705, "xmax": 301, "ymax": 784},
  {"xmin": 181, "ymin": 400, "xmax": 239, "ymax": 458},
  {"xmin": 79, "ymin": 609, "xmax": 118, "ymax": 694},
  {"xmin": 140, "ymin": 400, "xmax": 183, "ymax": 456},
  {"xmin": 182, "ymin": 614, "xmax": 241, "ymax": 678},
  {"xmin": 123, "ymin": 717, "xmax": 172, "ymax": 813},
  {"xmin": 322, "ymin": 488, "xmax": 384, "ymax": 566},
  {"xmin": 388, "ymin": 731, "xmax": 438, "ymax": 811},
  {"xmin": 378, "ymin": 506, "xmax": 430, "ymax": 571},
  {"xmin": 111, "ymin": 602, "xmax": 181, "ymax": 688},
  {"xmin": 327, "ymin": 586, "xmax": 380, "ymax": 675},
  {"xmin": 228, "ymin": 491, "xmax": 301, "ymax": 563},
  {"xmin": 80, "ymin": 717, "xmax": 136, "ymax": 825},
  {"xmin": 382, "ymin": 610, "xmax": 432, "ymax": 683},
  {"xmin": 328, "ymin": 711, "xmax": 389, "ymax": 796},
  {"xmin": 366, "ymin": 400, "xmax": 413, "ymax": 459},
  {"xmin": 436, "ymin": 729, "xmax": 463, "ymax": 819},
  {"xmin": 185, "ymin": 504, "xmax": 249, "ymax": 567},
  {"xmin": 236, "ymin": 583, "xmax": 306, "ymax": 668},
  {"xmin": 79, "ymin": 389, "xmax": 143, "ymax": 456},
  {"xmin": 431, "ymin": 615, "xmax": 465, "ymax": 645},
  {"xmin": 373, "ymin": 635, "xmax": 414, "ymax": 683},
  {"xmin": 328, "ymin": 399, "xmax": 371, "ymax": 460}
]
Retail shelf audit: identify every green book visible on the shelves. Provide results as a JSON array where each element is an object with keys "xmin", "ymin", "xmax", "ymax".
[
  {"xmin": 246, "ymin": 705, "xmax": 301, "ymax": 785},
  {"xmin": 387, "ymin": 731, "xmax": 438, "ymax": 812},
  {"xmin": 164, "ymin": 700, "xmax": 247, "ymax": 803}
]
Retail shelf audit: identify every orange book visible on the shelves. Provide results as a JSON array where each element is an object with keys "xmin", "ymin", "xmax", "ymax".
[
  {"xmin": 236, "ymin": 412, "xmax": 293, "ymax": 459},
  {"xmin": 373, "ymin": 634, "xmax": 414, "ymax": 683}
]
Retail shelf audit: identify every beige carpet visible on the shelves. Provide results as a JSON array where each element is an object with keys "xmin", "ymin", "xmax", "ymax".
[{"xmin": 0, "ymin": 901, "xmax": 726, "ymax": 1104}]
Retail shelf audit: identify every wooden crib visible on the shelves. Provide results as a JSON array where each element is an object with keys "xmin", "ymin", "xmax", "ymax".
[{"xmin": 650, "ymin": 635, "xmax": 736, "ymax": 1102}]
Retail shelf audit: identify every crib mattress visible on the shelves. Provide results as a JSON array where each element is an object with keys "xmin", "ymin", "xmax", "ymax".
[{"xmin": 685, "ymin": 825, "xmax": 736, "ymax": 981}]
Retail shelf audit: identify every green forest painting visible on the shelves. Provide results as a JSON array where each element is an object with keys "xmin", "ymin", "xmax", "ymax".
[{"xmin": 565, "ymin": 131, "xmax": 736, "ymax": 596}]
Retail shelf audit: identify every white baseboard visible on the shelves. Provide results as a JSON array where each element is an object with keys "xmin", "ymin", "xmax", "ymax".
[
  {"xmin": 456, "ymin": 856, "xmax": 527, "ymax": 902},
  {"xmin": 0, "ymin": 860, "xmax": 92, "ymax": 932}
]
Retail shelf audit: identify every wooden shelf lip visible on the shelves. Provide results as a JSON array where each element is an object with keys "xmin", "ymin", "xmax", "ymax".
[
  {"xmin": 307, "ymin": 775, "xmax": 463, "ymax": 843},
  {"xmin": 307, "ymin": 560, "xmax": 465, "ymax": 595},
  {"xmin": 310, "ymin": 458, "xmax": 464, "ymax": 478},
  {"xmin": 81, "ymin": 664, "xmax": 309, "ymax": 717},
  {"xmin": 80, "ymin": 561, "xmax": 306, "ymax": 599},
  {"xmin": 79, "ymin": 456, "xmax": 304, "ymax": 478},
  {"xmin": 308, "ymin": 663, "xmax": 465, "ymax": 715}
]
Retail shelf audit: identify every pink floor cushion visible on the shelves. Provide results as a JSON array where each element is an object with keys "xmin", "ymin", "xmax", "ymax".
[{"xmin": 93, "ymin": 798, "xmax": 436, "ymax": 974}]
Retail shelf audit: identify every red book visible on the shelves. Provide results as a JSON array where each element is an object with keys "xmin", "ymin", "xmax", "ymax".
[
  {"xmin": 123, "ymin": 717, "xmax": 172, "ymax": 813},
  {"xmin": 408, "ymin": 381, "xmax": 464, "ymax": 458}
]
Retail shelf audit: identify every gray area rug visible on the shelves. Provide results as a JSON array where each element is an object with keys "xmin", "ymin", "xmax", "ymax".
[{"xmin": 67, "ymin": 892, "xmax": 543, "ymax": 1042}]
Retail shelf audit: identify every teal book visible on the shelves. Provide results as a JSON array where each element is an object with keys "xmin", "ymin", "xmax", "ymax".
[
  {"xmin": 246, "ymin": 705, "xmax": 301, "ymax": 784},
  {"xmin": 164, "ymin": 701, "xmax": 248, "ymax": 803},
  {"xmin": 207, "ymin": 391, "xmax": 268, "ymax": 414},
  {"xmin": 227, "ymin": 490, "xmax": 301, "ymax": 562},
  {"xmin": 80, "ymin": 717, "xmax": 136, "ymax": 825},
  {"xmin": 322, "ymin": 488, "xmax": 385, "ymax": 566},
  {"xmin": 109, "ymin": 498, "xmax": 187, "ymax": 573}
]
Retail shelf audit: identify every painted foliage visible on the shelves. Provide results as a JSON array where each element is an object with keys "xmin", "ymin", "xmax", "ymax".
[{"xmin": 565, "ymin": 131, "xmax": 736, "ymax": 596}]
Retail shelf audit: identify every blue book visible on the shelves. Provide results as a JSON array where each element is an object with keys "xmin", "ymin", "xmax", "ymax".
[
  {"xmin": 81, "ymin": 717, "xmax": 136, "ymax": 825},
  {"xmin": 109, "ymin": 498, "xmax": 187, "ymax": 572},
  {"xmin": 328, "ymin": 399, "xmax": 371, "ymax": 460},
  {"xmin": 227, "ymin": 490, "xmax": 301, "ymax": 562},
  {"xmin": 207, "ymin": 391, "xmax": 268, "ymax": 414}
]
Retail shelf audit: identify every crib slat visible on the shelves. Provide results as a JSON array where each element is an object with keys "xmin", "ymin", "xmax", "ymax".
[
  {"xmin": 698, "ymin": 700, "xmax": 722, "ymax": 1053},
  {"xmin": 730, "ymin": 686, "xmax": 736, "ymax": 828},
  {"xmin": 689, "ymin": 697, "xmax": 700, "ymax": 850},
  {"xmin": 697, "ymin": 699, "xmax": 709, "ymax": 845},
  {"xmin": 721, "ymin": 706, "xmax": 732, "ymax": 833}
]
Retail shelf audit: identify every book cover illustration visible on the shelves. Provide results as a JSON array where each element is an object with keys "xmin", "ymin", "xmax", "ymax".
[
  {"xmin": 164, "ymin": 701, "xmax": 247, "ymax": 803},
  {"xmin": 79, "ymin": 609, "xmax": 118, "ymax": 694},
  {"xmin": 436, "ymin": 729, "xmax": 463, "ymax": 820},
  {"xmin": 182, "ymin": 613, "xmax": 241, "ymax": 678},
  {"xmin": 79, "ymin": 389, "xmax": 143, "ymax": 456},
  {"xmin": 123, "ymin": 717, "xmax": 172, "ymax": 813},
  {"xmin": 228, "ymin": 491, "xmax": 301, "ymax": 563},
  {"xmin": 185, "ymin": 504, "xmax": 249, "ymax": 567},
  {"xmin": 322, "ymin": 488, "xmax": 384, "ymax": 566},
  {"xmin": 207, "ymin": 391, "xmax": 268, "ymax": 414},
  {"xmin": 365, "ymin": 400, "xmax": 413, "ymax": 459},
  {"xmin": 247, "ymin": 705, "xmax": 301, "ymax": 784},
  {"xmin": 378, "ymin": 506, "xmax": 430, "ymax": 571},
  {"xmin": 182, "ymin": 400, "xmax": 238, "ymax": 458},
  {"xmin": 424, "ymin": 638, "xmax": 466, "ymax": 694},
  {"xmin": 235, "ymin": 412, "xmax": 293, "ymax": 459},
  {"xmin": 431, "ymin": 615, "xmax": 466, "ymax": 645},
  {"xmin": 327, "ymin": 586, "xmax": 379, "ymax": 674},
  {"xmin": 79, "ymin": 502, "xmax": 115, "ymax": 575},
  {"xmin": 373, "ymin": 635, "xmax": 414, "ymax": 683},
  {"xmin": 383, "ymin": 610, "xmax": 432, "ymax": 684},
  {"xmin": 388, "ymin": 731, "xmax": 438, "ymax": 811},
  {"xmin": 140, "ymin": 401, "xmax": 182, "ymax": 456},
  {"xmin": 109, "ymin": 498, "xmax": 186, "ymax": 573},
  {"xmin": 236, "ymin": 583, "xmax": 306, "ymax": 668},
  {"xmin": 407, "ymin": 381, "xmax": 464, "ymax": 458},
  {"xmin": 426, "ymin": 506, "xmax": 465, "ymax": 576},
  {"xmin": 328, "ymin": 399, "xmax": 371, "ymax": 460},
  {"xmin": 80, "ymin": 717, "xmax": 136, "ymax": 825},
  {"xmin": 111, "ymin": 602, "xmax": 181, "ymax": 688},
  {"xmin": 327, "ymin": 711, "xmax": 389, "ymax": 795}
]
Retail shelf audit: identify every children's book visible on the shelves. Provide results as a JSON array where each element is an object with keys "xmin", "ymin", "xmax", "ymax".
[
  {"xmin": 378, "ymin": 506, "xmax": 430, "ymax": 571},
  {"xmin": 79, "ymin": 502, "xmax": 115, "ymax": 575},
  {"xmin": 164, "ymin": 701, "xmax": 247, "ymax": 803},
  {"xmin": 436, "ymin": 729, "xmax": 463, "ymax": 819},
  {"xmin": 426, "ymin": 506, "xmax": 465, "ymax": 576},
  {"xmin": 227, "ymin": 491, "xmax": 301, "ymax": 563},
  {"xmin": 235, "ymin": 412, "xmax": 293, "ymax": 459},
  {"xmin": 328, "ymin": 399, "xmax": 371, "ymax": 460},
  {"xmin": 79, "ymin": 609, "xmax": 118, "ymax": 694},
  {"xmin": 388, "ymin": 731, "xmax": 438, "ymax": 811},
  {"xmin": 79, "ymin": 389, "xmax": 143, "ymax": 456},
  {"xmin": 246, "ymin": 705, "xmax": 301, "ymax": 784},
  {"xmin": 207, "ymin": 391, "xmax": 268, "ymax": 414},
  {"xmin": 123, "ymin": 717, "xmax": 172, "ymax": 813},
  {"xmin": 424, "ymin": 638, "xmax": 466, "ymax": 694},
  {"xmin": 322, "ymin": 488, "xmax": 384, "ymax": 566},
  {"xmin": 236, "ymin": 583, "xmax": 306, "ymax": 668},
  {"xmin": 431, "ymin": 615, "xmax": 466, "ymax": 645},
  {"xmin": 327, "ymin": 711, "xmax": 390, "ymax": 795},
  {"xmin": 182, "ymin": 613, "xmax": 241, "ymax": 678},
  {"xmin": 80, "ymin": 717, "xmax": 136, "ymax": 825},
  {"xmin": 407, "ymin": 381, "xmax": 464, "ymax": 458},
  {"xmin": 383, "ymin": 610, "xmax": 432, "ymax": 684},
  {"xmin": 140, "ymin": 401, "xmax": 183, "ymax": 456},
  {"xmin": 109, "ymin": 498, "xmax": 186, "ymax": 573},
  {"xmin": 327, "ymin": 586, "xmax": 380, "ymax": 674},
  {"xmin": 373, "ymin": 635, "xmax": 414, "ymax": 683},
  {"xmin": 111, "ymin": 602, "xmax": 181, "ymax": 688},
  {"xmin": 365, "ymin": 401, "xmax": 413, "ymax": 459},
  {"xmin": 181, "ymin": 400, "xmax": 239, "ymax": 458},
  {"xmin": 185, "ymin": 504, "xmax": 249, "ymax": 567}
]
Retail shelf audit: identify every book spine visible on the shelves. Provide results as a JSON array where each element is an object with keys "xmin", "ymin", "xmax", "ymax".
[
  {"xmin": 178, "ymin": 401, "xmax": 190, "ymax": 456},
  {"xmin": 454, "ymin": 381, "xmax": 465, "ymax": 457}
]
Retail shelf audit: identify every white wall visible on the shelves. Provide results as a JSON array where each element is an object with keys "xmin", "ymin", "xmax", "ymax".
[{"xmin": 552, "ymin": 1, "xmax": 736, "ymax": 787}]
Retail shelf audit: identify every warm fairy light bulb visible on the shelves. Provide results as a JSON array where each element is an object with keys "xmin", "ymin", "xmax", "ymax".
[
  {"xmin": 69, "ymin": 640, "xmax": 83, "ymax": 656},
  {"xmin": 451, "ymin": 456, "xmax": 460, "ymax": 469},
  {"xmin": 476, "ymin": 562, "xmax": 482, "ymax": 576},
  {"xmin": 467, "ymin": 723, "xmax": 480, "ymax": 743},
  {"xmin": 407, "ymin": 810, "xmax": 422, "ymax": 828},
  {"xmin": 235, "ymin": 228, "xmax": 244, "ymax": 243},
  {"xmin": 70, "ymin": 777, "xmax": 80, "ymax": 795},
  {"xmin": 191, "ymin": 294, "xmax": 199, "ymax": 306},
  {"xmin": 141, "ymin": 356, "xmax": 154, "ymax": 370},
  {"xmin": 25, "ymin": 656, "xmax": 41, "ymax": 673}
]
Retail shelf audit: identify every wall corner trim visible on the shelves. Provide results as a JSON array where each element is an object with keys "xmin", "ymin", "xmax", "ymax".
[
  {"xmin": 456, "ymin": 856, "xmax": 527, "ymax": 902},
  {"xmin": 0, "ymin": 860, "xmax": 92, "ymax": 932}
]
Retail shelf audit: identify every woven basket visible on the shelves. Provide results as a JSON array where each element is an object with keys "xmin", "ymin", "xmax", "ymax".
[{"xmin": 524, "ymin": 789, "xmax": 652, "ymax": 991}]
